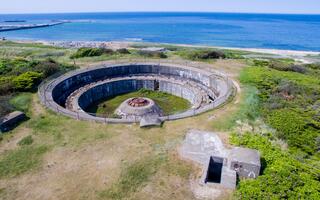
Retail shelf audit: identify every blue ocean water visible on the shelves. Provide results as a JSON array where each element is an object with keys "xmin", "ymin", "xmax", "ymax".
[{"xmin": 0, "ymin": 12, "xmax": 320, "ymax": 51}]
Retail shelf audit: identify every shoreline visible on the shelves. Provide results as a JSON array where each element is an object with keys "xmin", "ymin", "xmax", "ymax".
[{"xmin": 3, "ymin": 39, "xmax": 320, "ymax": 61}]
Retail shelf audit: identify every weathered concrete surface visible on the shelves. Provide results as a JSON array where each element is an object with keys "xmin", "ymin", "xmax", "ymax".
[
  {"xmin": 39, "ymin": 62, "xmax": 235, "ymax": 124},
  {"xmin": 229, "ymin": 147, "xmax": 261, "ymax": 179},
  {"xmin": 140, "ymin": 115, "xmax": 163, "ymax": 127},
  {"xmin": 220, "ymin": 167, "xmax": 237, "ymax": 189},
  {"xmin": 179, "ymin": 130, "xmax": 227, "ymax": 164},
  {"xmin": 179, "ymin": 130, "xmax": 260, "ymax": 190},
  {"xmin": 115, "ymin": 97, "xmax": 163, "ymax": 120},
  {"xmin": 0, "ymin": 111, "xmax": 26, "ymax": 132}
]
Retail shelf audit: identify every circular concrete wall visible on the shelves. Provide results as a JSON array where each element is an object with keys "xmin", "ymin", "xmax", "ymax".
[{"xmin": 39, "ymin": 62, "xmax": 235, "ymax": 124}]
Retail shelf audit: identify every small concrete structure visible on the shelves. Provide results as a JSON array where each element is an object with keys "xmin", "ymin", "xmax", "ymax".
[
  {"xmin": 229, "ymin": 147, "xmax": 260, "ymax": 178},
  {"xmin": 0, "ymin": 111, "xmax": 26, "ymax": 132},
  {"xmin": 179, "ymin": 130, "xmax": 261, "ymax": 190},
  {"xmin": 115, "ymin": 97, "xmax": 163, "ymax": 120},
  {"xmin": 140, "ymin": 115, "xmax": 162, "ymax": 127}
]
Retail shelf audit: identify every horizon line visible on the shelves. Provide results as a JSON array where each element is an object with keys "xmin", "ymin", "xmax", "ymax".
[{"xmin": 1, "ymin": 11, "xmax": 320, "ymax": 15}]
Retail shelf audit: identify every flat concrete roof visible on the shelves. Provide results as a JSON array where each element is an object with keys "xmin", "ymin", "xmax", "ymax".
[{"xmin": 229, "ymin": 147, "xmax": 261, "ymax": 166}]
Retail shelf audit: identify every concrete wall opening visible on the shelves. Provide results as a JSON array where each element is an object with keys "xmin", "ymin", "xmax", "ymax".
[
  {"xmin": 154, "ymin": 80, "xmax": 160, "ymax": 91},
  {"xmin": 205, "ymin": 156, "xmax": 223, "ymax": 184}
]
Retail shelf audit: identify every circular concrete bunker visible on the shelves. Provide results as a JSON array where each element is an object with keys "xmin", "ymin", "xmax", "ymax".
[{"xmin": 39, "ymin": 62, "xmax": 235, "ymax": 125}]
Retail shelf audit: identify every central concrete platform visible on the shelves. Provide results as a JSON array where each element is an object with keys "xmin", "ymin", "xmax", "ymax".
[{"xmin": 115, "ymin": 97, "xmax": 163, "ymax": 120}]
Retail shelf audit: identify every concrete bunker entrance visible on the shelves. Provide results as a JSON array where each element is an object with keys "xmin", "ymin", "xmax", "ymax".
[
  {"xmin": 154, "ymin": 80, "xmax": 160, "ymax": 91},
  {"xmin": 205, "ymin": 156, "xmax": 223, "ymax": 184}
]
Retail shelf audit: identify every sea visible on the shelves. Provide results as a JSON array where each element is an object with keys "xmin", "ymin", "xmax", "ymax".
[{"xmin": 0, "ymin": 12, "xmax": 320, "ymax": 51}]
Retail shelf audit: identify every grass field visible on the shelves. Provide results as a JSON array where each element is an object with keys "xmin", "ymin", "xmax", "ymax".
[
  {"xmin": 6, "ymin": 40, "xmax": 318, "ymax": 200},
  {"xmin": 86, "ymin": 89, "xmax": 191, "ymax": 117},
  {"xmin": 0, "ymin": 41, "xmax": 248, "ymax": 200}
]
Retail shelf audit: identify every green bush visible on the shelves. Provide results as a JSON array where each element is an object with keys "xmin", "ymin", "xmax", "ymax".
[
  {"xmin": 12, "ymin": 71, "xmax": 43, "ymax": 90},
  {"xmin": 9, "ymin": 93, "xmax": 32, "ymax": 113},
  {"xmin": 0, "ymin": 58, "xmax": 31, "ymax": 76},
  {"xmin": 0, "ymin": 95, "xmax": 14, "ymax": 117},
  {"xmin": 0, "ymin": 77, "xmax": 14, "ymax": 95},
  {"xmin": 70, "ymin": 48, "xmax": 114, "ymax": 58},
  {"xmin": 137, "ymin": 50, "xmax": 167, "ymax": 58},
  {"xmin": 116, "ymin": 48, "xmax": 131, "ymax": 54},
  {"xmin": 186, "ymin": 50, "xmax": 225, "ymax": 60},
  {"xmin": 231, "ymin": 133, "xmax": 320, "ymax": 200},
  {"xmin": 32, "ymin": 59, "xmax": 61, "ymax": 77}
]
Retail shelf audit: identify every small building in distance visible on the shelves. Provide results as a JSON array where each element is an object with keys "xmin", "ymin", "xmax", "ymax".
[{"xmin": 0, "ymin": 111, "xmax": 26, "ymax": 133}]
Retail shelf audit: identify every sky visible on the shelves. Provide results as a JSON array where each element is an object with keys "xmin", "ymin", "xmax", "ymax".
[{"xmin": 1, "ymin": 0, "xmax": 320, "ymax": 14}]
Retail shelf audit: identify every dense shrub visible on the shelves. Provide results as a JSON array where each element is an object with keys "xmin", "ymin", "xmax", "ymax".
[
  {"xmin": 266, "ymin": 109, "xmax": 318, "ymax": 153},
  {"xmin": 231, "ymin": 133, "xmax": 320, "ymax": 199},
  {"xmin": 0, "ymin": 77, "xmax": 14, "ymax": 95},
  {"xmin": 116, "ymin": 48, "xmax": 131, "ymax": 54},
  {"xmin": 9, "ymin": 93, "xmax": 32, "ymax": 113},
  {"xmin": 268, "ymin": 61, "xmax": 308, "ymax": 74},
  {"xmin": 187, "ymin": 50, "xmax": 225, "ymax": 60},
  {"xmin": 0, "ymin": 95, "xmax": 14, "ymax": 117},
  {"xmin": 0, "ymin": 58, "xmax": 31, "ymax": 76},
  {"xmin": 32, "ymin": 59, "xmax": 61, "ymax": 77},
  {"xmin": 241, "ymin": 65, "xmax": 320, "ymax": 154},
  {"xmin": 70, "ymin": 48, "xmax": 114, "ymax": 58},
  {"xmin": 70, "ymin": 48, "xmax": 103, "ymax": 58},
  {"xmin": 137, "ymin": 50, "xmax": 167, "ymax": 58},
  {"xmin": 0, "ymin": 58, "xmax": 73, "ymax": 95},
  {"xmin": 12, "ymin": 71, "xmax": 43, "ymax": 90}
]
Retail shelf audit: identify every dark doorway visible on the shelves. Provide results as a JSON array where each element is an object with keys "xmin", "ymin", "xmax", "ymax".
[
  {"xmin": 205, "ymin": 156, "xmax": 223, "ymax": 183},
  {"xmin": 154, "ymin": 80, "xmax": 160, "ymax": 91}
]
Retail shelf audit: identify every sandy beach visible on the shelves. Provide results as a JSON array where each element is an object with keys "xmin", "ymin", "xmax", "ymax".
[{"xmin": 6, "ymin": 39, "xmax": 320, "ymax": 63}]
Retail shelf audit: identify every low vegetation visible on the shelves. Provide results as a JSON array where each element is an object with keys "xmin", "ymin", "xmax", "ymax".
[
  {"xmin": 70, "ymin": 47, "xmax": 112, "ymax": 58},
  {"xmin": 137, "ymin": 50, "xmax": 167, "ymax": 58},
  {"xmin": 9, "ymin": 93, "xmax": 32, "ymax": 113},
  {"xmin": 70, "ymin": 47, "xmax": 132, "ymax": 59},
  {"xmin": 231, "ymin": 59, "xmax": 320, "ymax": 199},
  {"xmin": 0, "ymin": 58, "xmax": 74, "ymax": 95},
  {"xmin": 0, "ymin": 145, "xmax": 48, "ymax": 178},
  {"xmin": 18, "ymin": 135, "xmax": 34, "ymax": 146},
  {"xmin": 100, "ymin": 155, "xmax": 165, "ymax": 199},
  {"xmin": 0, "ymin": 57, "xmax": 74, "ymax": 117}
]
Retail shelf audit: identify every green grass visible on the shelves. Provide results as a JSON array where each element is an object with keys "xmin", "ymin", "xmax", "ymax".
[
  {"xmin": 0, "ymin": 145, "xmax": 48, "ymax": 178},
  {"xmin": 9, "ymin": 93, "xmax": 32, "ymax": 114},
  {"xmin": 99, "ymin": 155, "xmax": 165, "ymax": 200},
  {"xmin": 18, "ymin": 135, "xmax": 34, "ymax": 146},
  {"xmin": 212, "ymin": 86, "xmax": 260, "ymax": 130},
  {"xmin": 28, "ymin": 113, "xmax": 116, "ymax": 147},
  {"xmin": 86, "ymin": 89, "xmax": 191, "ymax": 117}
]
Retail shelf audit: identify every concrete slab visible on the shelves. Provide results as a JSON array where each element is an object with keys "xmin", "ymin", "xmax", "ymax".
[
  {"xmin": 221, "ymin": 167, "xmax": 237, "ymax": 189},
  {"xmin": 140, "ymin": 115, "xmax": 162, "ymax": 127},
  {"xmin": 179, "ymin": 129, "xmax": 229, "ymax": 164}
]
